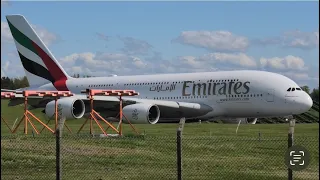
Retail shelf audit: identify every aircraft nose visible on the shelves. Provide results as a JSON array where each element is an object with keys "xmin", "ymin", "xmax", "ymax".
[{"xmin": 302, "ymin": 92, "xmax": 313, "ymax": 111}]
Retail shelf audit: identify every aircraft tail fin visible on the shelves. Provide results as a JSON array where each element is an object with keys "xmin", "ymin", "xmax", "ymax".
[{"xmin": 6, "ymin": 14, "xmax": 72, "ymax": 90}]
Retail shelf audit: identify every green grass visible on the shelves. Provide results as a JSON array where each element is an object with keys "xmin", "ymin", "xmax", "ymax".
[{"xmin": 1, "ymin": 100, "xmax": 319, "ymax": 180}]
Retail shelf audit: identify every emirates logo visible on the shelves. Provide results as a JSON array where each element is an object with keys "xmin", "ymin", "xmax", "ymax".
[{"xmin": 132, "ymin": 109, "xmax": 139, "ymax": 121}]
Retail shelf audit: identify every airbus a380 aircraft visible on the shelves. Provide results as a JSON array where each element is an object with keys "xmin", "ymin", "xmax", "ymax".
[{"xmin": 2, "ymin": 15, "xmax": 313, "ymax": 124}]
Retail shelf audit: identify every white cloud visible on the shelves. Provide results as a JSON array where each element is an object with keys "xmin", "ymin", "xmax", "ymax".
[
  {"xmin": 95, "ymin": 32, "xmax": 109, "ymax": 41},
  {"xmin": 31, "ymin": 24, "xmax": 59, "ymax": 46},
  {"xmin": 1, "ymin": 50, "xmax": 25, "ymax": 77},
  {"xmin": 1, "ymin": 21, "xmax": 12, "ymax": 43},
  {"xmin": 59, "ymin": 52, "xmax": 151, "ymax": 76},
  {"xmin": 173, "ymin": 31, "xmax": 249, "ymax": 52},
  {"xmin": 283, "ymin": 30, "xmax": 319, "ymax": 49},
  {"xmin": 281, "ymin": 71, "xmax": 319, "ymax": 89},
  {"xmin": 201, "ymin": 53, "xmax": 257, "ymax": 67},
  {"xmin": 260, "ymin": 55, "xmax": 307, "ymax": 71},
  {"xmin": 177, "ymin": 56, "xmax": 204, "ymax": 69},
  {"xmin": 60, "ymin": 52, "xmax": 96, "ymax": 67},
  {"xmin": 1, "ymin": 48, "xmax": 317, "ymax": 89},
  {"xmin": 1, "ymin": 59, "xmax": 25, "ymax": 78},
  {"xmin": 284, "ymin": 72, "xmax": 310, "ymax": 81},
  {"xmin": 118, "ymin": 36, "xmax": 153, "ymax": 55},
  {"xmin": 3, "ymin": 60, "xmax": 10, "ymax": 71},
  {"xmin": 132, "ymin": 57, "xmax": 147, "ymax": 68},
  {"xmin": 60, "ymin": 52, "xmax": 313, "ymax": 78},
  {"xmin": 1, "ymin": 21, "xmax": 59, "ymax": 46},
  {"xmin": 254, "ymin": 29, "xmax": 319, "ymax": 50},
  {"xmin": 174, "ymin": 52, "xmax": 257, "ymax": 71},
  {"xmin": 1, "ymin": 60, "xmax": 10, "ymax": 76},
  {"xmin": 68, "ymin": 66, "xmax": 94, "ymax": 77},
  {"xmin": 60, "ymin": 51, "xmax": 211, "ymax": 76}
]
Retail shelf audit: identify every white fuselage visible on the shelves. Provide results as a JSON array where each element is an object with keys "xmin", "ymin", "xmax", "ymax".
[
  {"xmin": 5, "ymin": 15, "xmax": 313, "ymax": 123},
  {"xmin": 35, "ymin": 70, "xmax": 313, "ymax": 120}
]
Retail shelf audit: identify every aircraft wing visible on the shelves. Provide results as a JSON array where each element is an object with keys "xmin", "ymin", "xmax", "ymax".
[
  {"xmin": 121, "ymin": 97, "xmax": 214, "ymax": 118},
  {"xmin": 3, "ymin": 94, "xmax": 119, "ymax": 108},
  {"xmin": 1, "ymin": 89, "xmax": 23, "ymax": 93},
  {"xmin": 3, "ymin": 93, "xmax": 213, "ymax": 117}
]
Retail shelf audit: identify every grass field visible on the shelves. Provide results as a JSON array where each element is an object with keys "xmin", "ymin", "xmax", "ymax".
[{"xmin": 1, "ymin": 100, "xmax": 319, "ymax": 180}]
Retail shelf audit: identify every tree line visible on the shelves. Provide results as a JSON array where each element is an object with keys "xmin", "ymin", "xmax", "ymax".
[
  {"xmin": 300, "ymin": 85, "xmax": 319, "ymax": 102},
  {"xmin": 1, "ymin": 74, "xmax": 90, "ymax": 90},
  {"xmin": 1, "ymin": 76, "xmax": 29, "ymax": 90},
  {"xmin": 1, "ymin": 75, "xmax": 319, "ymax": 102}
]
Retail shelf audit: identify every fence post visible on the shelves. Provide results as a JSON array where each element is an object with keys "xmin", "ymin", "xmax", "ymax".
[
  {"xmin": 56, "ymin": 104, "xmax": 66, "ymax": 180},
  {"xmin": 288, "ymin": 118, "xmax": 295, "ymax": 180},
  {"xmin": 177, "ymin": 117, "xmax": 185, "ymax": 180}
]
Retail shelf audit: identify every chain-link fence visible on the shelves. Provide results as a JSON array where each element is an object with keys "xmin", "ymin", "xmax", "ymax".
[{"xmin": 1, "ymin": 133, "xmax": 319, "ymax": 180}]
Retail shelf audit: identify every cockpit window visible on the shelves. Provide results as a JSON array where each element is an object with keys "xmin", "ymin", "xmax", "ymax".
[{"xmin": 287, "ymin": 87, "xmax": 302, "ymax": 92}]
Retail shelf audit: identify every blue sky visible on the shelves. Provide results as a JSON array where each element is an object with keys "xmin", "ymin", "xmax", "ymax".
[{"xmin": 1, "ymin": 1, "xmax": 319, "ymax": 89}]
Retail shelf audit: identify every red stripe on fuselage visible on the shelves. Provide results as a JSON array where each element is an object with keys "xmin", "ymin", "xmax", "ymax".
[{"xmin": 32, "ymin": 42, "xmax": 69, "ymax": 91}]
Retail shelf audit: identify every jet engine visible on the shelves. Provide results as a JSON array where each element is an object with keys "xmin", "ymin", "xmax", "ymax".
[
  {"xmin": 44, "ymin": 98, "xmax": 85, "ymax": 119},
  {"xmin": 122, "ymin": 103, "xmax": 160, "ymax": 124}
]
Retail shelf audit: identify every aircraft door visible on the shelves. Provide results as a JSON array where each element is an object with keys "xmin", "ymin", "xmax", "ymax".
[{"xmin": 265, "ymin": 89, "xmax": 275, "ymax": 102}]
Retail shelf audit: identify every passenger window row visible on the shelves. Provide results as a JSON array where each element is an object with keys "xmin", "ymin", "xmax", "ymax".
[
  {"xmin": 228, "ymin": 94, "xmax": 263, "ymax": 97},
  {"xmin": 206, "ymin": 79, "xmax": 239, "ymax": 83},
  {"xmin": 154, "ymin": 96, "xmax": 208, "ymax": 100},
  {"xmin": 124, "ymin": 79, "xmax": 240, "ymax": 86},
  {"xmin": 87, "ymin": 79, "xmax": 241, "ymax": 87},
  {"xmin": 152, "ymin": 93, "xmax": 263, "ymax": 100},
  {"xmin": 89, "ymin": 84, "xmax": 114, "ymax": 87},
  {"xmin": 125, "ymin": 82, "xmax": 182, "ymax": 86}
]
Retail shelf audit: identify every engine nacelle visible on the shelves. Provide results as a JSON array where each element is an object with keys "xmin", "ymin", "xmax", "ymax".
[
  {"xmin": 122, "ymin": 103, "xmax": 160, "ymax": 124},
  {"xmin": 45, "ymin": 98, "xmax": 85, "ymax": 119}
]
